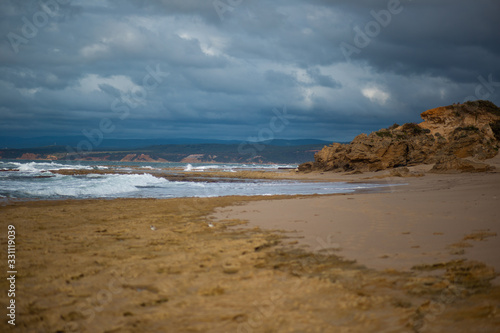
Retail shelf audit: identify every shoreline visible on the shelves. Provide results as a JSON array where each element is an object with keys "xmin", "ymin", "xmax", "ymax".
[{"xmin": 1, "ymin": 163, "xmax": 500, "ymax": 331}]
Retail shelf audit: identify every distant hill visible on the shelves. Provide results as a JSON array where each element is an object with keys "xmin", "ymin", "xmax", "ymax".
[
  {"xmin": 0, "ymin": 139, "xmax": 332, "ymax": 164},
  {"xmin": 0, "ymin": 136, "xmax": 331, "ymax": 150},
  {"xmin": 0, "ymin": 136, "xmax": 238, "ymax": 149},
  {"xmin": 256, "ymin": 139, "xmax": 334, "ymax": 146}
]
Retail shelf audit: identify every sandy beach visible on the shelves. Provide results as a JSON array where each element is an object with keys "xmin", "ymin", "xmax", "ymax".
[
  {"xmin": 1, "ymin": 165, "xmax": 500, "ymax": 332},
  {"xmin": 213, "ymin": 170, "xmax": 500, "ymax": 275}
]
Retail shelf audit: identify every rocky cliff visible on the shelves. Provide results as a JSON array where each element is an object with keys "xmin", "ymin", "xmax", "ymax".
[{"xmin": 299, "ymin": 100, "xmax": 500, "ymax": 173}]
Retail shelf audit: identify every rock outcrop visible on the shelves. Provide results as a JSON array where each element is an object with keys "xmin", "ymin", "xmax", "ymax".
[
  {"xmin": 300, "ymin": 100, "xmax": 500, "ymax": 173},
  {"xmin": 19, "ymin": 153, "xmax": 41, "ymax": 160},
  {"xmin": 429, "ymin": 156, "xmax": 495, "ymax": 174}
]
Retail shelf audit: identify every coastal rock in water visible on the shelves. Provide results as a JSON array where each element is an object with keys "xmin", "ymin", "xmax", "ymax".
[{"xmin": 300, "ymin": 101, "xmax": 500, "ymax": 173}]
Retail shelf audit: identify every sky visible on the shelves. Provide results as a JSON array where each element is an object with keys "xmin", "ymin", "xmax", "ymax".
[{"xmin": 1, "ymin": 0, "xmax": 500, "ymax": 144}]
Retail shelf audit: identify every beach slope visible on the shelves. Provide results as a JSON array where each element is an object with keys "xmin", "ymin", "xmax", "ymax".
[{"xmin": 1, "ymin": 174, "xmax": 500, "ymax": 332}]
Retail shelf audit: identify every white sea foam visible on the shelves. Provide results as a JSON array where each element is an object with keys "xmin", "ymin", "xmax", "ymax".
[
  {"xmin": 182, "ymin": 163, "xmax": 296, "ymax": 172},
  {"xmin": 20, "ymin": 173, "xmax": 169, "ymax": 198},
  {"xmin": 12, "ymin": 161, "xmax": 93, "ymax": 173},
  {"xmin": 0, "ymin": 160, "xmax": 400, "ymax": 199},
  {"xmin": 184, "ymin": 164, "xmax": 223, "ymax": 172}
]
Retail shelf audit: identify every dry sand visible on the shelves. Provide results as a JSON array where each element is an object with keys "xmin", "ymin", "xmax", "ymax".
[{"xmin": 1, "ymin": 164, "xmax": 500, "ymax": 332}]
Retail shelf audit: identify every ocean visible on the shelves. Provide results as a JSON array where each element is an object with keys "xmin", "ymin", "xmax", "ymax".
[{"xmin": 0, "ymin": 160, "xmax": 394, "ymax": 200}]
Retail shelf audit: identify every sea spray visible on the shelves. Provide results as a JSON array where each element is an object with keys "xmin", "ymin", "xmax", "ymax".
[{"xmin": 0, "ymin": 160, "xmax": 401, "ymax": 199}]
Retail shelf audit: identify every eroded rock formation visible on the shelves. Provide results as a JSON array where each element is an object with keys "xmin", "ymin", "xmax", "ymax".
[{"xmin": 299, "ymin": 101, "xmax": 500, "ymax": 173}]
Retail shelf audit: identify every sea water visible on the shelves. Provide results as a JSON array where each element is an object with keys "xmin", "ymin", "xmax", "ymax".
[{"xmin": 0, "ymin": 160, "xmax": 396, "ymax": 200}]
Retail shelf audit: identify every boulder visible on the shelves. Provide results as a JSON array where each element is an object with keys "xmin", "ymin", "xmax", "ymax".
[{"xmin": 297, "ymin": 162, "xmax": 314, "ymax": 173}]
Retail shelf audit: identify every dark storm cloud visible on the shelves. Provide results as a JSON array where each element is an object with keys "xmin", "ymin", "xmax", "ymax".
[
  {"xmin": 0, "ymin": 0, "xmax": 499, "ymax": 143},
  {"xmin": 335, "ymin": 0, "xmax": 500, "ymax": 81}
]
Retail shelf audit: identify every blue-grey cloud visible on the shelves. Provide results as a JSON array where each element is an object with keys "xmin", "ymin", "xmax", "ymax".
[{"xmin": 0, "ymin": 0, "xmax": 499, "ymax": 143}]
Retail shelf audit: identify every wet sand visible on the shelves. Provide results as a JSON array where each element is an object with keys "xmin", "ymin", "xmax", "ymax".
[
  {"xmin": 1, "ymin": 169, "xmax": 500, "ymax": 332},
  {"xmin": 213, "ymin": 172, "xmax": 500, "ymax": 274}
]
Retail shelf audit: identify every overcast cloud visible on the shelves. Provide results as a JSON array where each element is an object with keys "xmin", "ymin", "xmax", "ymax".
[{"xmin": 1, "ymin": 0, "xmax": 499, "ymax": 143}]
